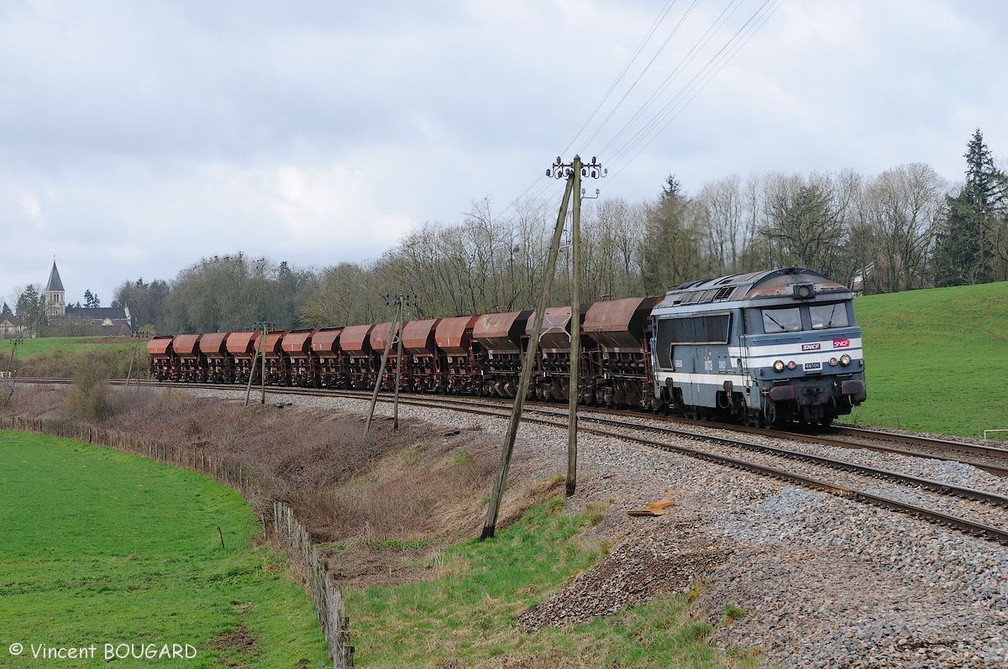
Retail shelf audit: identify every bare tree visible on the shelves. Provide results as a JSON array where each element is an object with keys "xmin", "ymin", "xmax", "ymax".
[
  {"xmin": 695, "ymin": 175, "xmax": 746, "ymax": 275},
  {"xmin": 759, "ymin": 170, "xmax": 859, "ymax": 278},
  {"xmin": 858, "ymin": 163, "xmax": 948, "ymax": 293}
]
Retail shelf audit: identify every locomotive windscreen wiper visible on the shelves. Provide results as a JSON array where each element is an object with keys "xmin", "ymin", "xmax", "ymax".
[
  {"xmin": 764, "ymin": 312, "xmax": 787, "ymax": 332},
  {"xmin": 826, "ymin": 303, "xmax": 839, "ymax": 328}
]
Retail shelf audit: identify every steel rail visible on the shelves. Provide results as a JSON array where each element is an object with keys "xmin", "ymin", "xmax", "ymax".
[{"xmin": 15, "ymin": 378, "xmax": 1008, "ymax": 543}]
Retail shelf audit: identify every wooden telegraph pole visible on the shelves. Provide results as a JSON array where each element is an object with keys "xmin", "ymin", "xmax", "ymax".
[
  {"xmin": 260, "ymin": 322, "xmax": 271, "ymax": 405},
  {"xmin": 244, "ymin": 322, "xmax": 273, "ymax": 406},
  {"xmin": 126, "ymin": 329, "xmax": 147, "ymax": 387},
  {"xmin": 365, "ymin": 294, "xmax": 410, "ymax": 434},
  {"xmin": 1, "ymin": 337, "xmax": 21, "ymax": 407},
  {"xmin": 567, "ymin": 157, "xmax": 583, "ymax": 498},
  {"xmin": 480, "ymin": 155, "xmax": 605, "ymax": 540}
]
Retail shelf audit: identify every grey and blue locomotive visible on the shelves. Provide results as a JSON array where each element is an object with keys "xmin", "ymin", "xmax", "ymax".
[{"xmin": 650, "ymin": 268, "xmax": 866, "ymax": 426}]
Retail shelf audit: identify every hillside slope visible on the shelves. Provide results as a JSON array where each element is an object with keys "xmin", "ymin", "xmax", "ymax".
[{"xmin": 852, "ymin": 280, "xmax": 1008, "ymax": 437}]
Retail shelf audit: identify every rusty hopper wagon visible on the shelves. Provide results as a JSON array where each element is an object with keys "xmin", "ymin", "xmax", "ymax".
[
  {"xmin": 472, "ymin": 310, "xmax": 532, "ymax": 397},
  {"xmin": 582, "ymin": 296, "xmax": 662, "ymax": 408},
  {"xmin": 256, "ymin": 331, "xmax": 288, "ymax": 386},
  {"xmin": 310, "ymin": 328, "xmax": 342, "ymax": 388},
  {"xmin": 198, "ymin": 332, "xmax": 231, "ymax": 383},
  {"xmin": 339, "ymin": 324, "xmax": 375, "ymax": 390},
  {"xmin": 172, "ymin": 334, "xmax": 203, "ymax": 383},
  {"xmin": 434, "ymin": 315, "xmax": 481, "ymax": 395},
  {"xmin": 281, "ymin": 329, "xmax": 317, "ymax": 387},
  {"xmin": 401, "ymin": 318, "xmax": 441, "ymax": 392},
  {"xmin": 147, "ymin": 336, "xmax": 176, "ymax": 381},
  {"xmin": 526, "ymin": 306, "xmax": 592, "ymax": 402},
  {"xmin": 225, "ymin": 331, "xmax": 260, "ymax": 384}
]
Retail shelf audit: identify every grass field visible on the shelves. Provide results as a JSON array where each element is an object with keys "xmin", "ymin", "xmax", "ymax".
[
  {"xmin": 0, "ymin": 430, "xmax": 328, "ymax": 668},
  {"xmin": 0, "ymin": 336, "xmax": 141, "ymax": 379},
  {"xmin": 851, "ymin": 280, "xmax": 1008, "ymax": 437},
  {"xmin": 0, "ymin": 336, "xmax": 135, "ymax": 361},
  {"xmin": 346, "ymin": 499, "xmax": 754, "ymax": 668}
]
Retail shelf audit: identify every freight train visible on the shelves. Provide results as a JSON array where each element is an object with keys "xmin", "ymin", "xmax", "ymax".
[{"xmin": 148, "ymin": 268, "xmax": 866, "ymax": 427}]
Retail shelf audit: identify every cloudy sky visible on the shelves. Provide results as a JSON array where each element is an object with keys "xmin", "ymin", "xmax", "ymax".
[{"xmin": 2, "ymin": 0, "xmax": 1006, "ymax": 307}]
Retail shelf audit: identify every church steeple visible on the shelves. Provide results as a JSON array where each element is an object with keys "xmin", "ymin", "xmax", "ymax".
[
  {"xmin": 44, "ymin": 259, "xmax": 65, "ymax": 318},
  {"xmin": 46, "ymin": 261, "xmax": 64, "ymax": 292}
]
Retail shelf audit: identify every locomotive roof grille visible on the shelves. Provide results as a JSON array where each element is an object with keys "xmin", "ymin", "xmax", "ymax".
[{"xmin": 656, "ymin": 267, "xmax": 851, "ymax": 310}]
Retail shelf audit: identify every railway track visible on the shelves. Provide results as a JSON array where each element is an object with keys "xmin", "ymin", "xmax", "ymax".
[{"xmin": 12, "ymin": 377, "xmax": 1008, "ymax": 544}]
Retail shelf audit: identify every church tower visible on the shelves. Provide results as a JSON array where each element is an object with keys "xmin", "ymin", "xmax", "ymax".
[{"xmin": 44, "ymin": 260, "xmax": 65, "ymax": 319}]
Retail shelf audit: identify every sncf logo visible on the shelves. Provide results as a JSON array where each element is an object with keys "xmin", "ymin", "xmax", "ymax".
[
  {"xmin": 833, "ymin": 338, "xmax": 851, "ymax": 349},
  {"xmin": 801, "ymin": 343, "xmax": 820, "ymax": 351}
]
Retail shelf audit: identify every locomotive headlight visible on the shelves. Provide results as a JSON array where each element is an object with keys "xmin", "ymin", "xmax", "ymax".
[
  {"xmin": 840, "ymin": 354, "xmax": 852, "ymax": 367},
  {"xmin": 787, "ymin": 360, "xmax": 797, "ymax": 370},
  {"xmin": 829, "ymin": 357, "xmax": 839, "ymax": 366},
  {"xmin": 773, "ymin": 360, "xmax": 785, "ymax": 373}
]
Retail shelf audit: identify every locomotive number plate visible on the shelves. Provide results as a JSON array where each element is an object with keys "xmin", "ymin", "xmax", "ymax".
[{"xmin": 804, "ymin": 362, "xmax": 822, "ymax": 371}]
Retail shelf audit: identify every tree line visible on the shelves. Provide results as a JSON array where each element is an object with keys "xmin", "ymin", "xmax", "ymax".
[{"xmin": 7, "ymin": 130, "xmax": 1005, "ymax": 336}]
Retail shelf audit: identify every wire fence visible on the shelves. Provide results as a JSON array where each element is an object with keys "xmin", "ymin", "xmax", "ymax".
[{"xmin": 0, "ymin": 415, "xmax": 354, "ymax": 669}]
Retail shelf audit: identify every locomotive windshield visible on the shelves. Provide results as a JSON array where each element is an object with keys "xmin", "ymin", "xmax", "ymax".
[
  {"xmin": 759, "ymin": 303, "xmax": 852, "ymax": 333},
  {"xmin": 761, "ymin": 307, "xmax": 801, "ymax": 333},
  {"xmin": 810, "ymin": 303, "xmax": 849, "ymax": 329}
]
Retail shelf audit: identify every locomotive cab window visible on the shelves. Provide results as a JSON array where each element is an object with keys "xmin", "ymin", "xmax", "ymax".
[
  {"xmin": 809, "ymin": 303, "xmax": 849, "ymax": 330},
  {"xmin": 761, "ymin": 307, "xmax": 802, "ymax": 333}
]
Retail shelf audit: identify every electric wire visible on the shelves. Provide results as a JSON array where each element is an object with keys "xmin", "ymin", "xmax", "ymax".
[
  {"xmin": 557, "ymin": 0, "xmax": 680, "ymax": 160},
  {"xmin": 606, "ymin": 0, "xmax": 780, "ymax": 176},
  {"xmin": 579, "ymin": 0, "xmax": 702, "ymax": 153},
  {"xmin": 494, "ymin": 0, "xmax": 684, "ymax": 226},
  {"xmin": 494, "ymin": 0, "xmax": 781, "ymax": 225},
  {"xmin": 599, "ymin": 0, "xmax": 748, "ymax": 163},
  {"xmin": 609, "ymin": 0, "xmax": 784, "ymax": 183}
]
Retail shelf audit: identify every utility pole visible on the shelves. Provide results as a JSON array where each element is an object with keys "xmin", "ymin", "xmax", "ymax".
[
  {"xmin": 126, "ymin": 329, "xmax": 147, "ymax": 387},
  {"xmin": 2, "ymin": 337, "xmax": 21, "ymax": 407},
  {"xmin": 365, "ymin": 294, "xmax": 412, "ymax": 434},
  {"xmin": 243, "ymin": 346, "xmax": 260, "ymax": 406},
  {"xmin": 554, "ymin": 155, "xmax": 604, "ymax": 498},
  {"xmin": 481, "ymin": 173, "xmax": 575, "ymax": 541},
  {"xmin": 259, "ymin": 322, "xmax": 272, "ymax": 405},
  {"xmin": 243, "ymin": 322, "xmax": 273, "ymax": 406},
  {"xmin": 480, "ymin": 155, "xmax": 606, "ymax": 539},
  {"xmin": 393, "ymin": 296, "xmax": 406, "ymax": 431}
]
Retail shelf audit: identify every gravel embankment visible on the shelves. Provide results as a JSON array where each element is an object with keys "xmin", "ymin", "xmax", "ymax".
[{"xmin": 192, "ymin": 389, "xmax": 1008, "ymax": 668}]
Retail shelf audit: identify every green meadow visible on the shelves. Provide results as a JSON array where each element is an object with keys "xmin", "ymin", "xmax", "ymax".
[
  {"xmin": 0, "ymin": 431, "xmax": 328, "ymax": 668},
  {"xmin": 1, "ymin": 336, "xmax": 135, "ymax": 361},
  {"xmin": 851, "ymin": 281, "xmax": 1008, "ymax": 437}
]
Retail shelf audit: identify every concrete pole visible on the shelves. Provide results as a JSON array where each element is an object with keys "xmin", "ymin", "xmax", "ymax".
[{"xmin": 481, "ymin": 176, "xmax": 575, "ymax": 541}]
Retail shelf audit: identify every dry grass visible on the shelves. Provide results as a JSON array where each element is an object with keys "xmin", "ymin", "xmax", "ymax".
[{"xmin": 2, "ymin": 384, "xmax": 550, "ymax": 587}]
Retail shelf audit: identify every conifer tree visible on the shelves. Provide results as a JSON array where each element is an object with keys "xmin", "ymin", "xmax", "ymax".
[{"xmin": 933, "ymin": 129, "xmax": 1006, "ymax": 285}]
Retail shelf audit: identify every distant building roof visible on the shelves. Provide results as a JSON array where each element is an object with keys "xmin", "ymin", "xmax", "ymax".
[
  {"xmin": 45, "ymin": 261, "xmax": 64, "ymax": 292},
  {"xmin": 65, "ymin": 306, "xmax": 128, "ymax": 321}
]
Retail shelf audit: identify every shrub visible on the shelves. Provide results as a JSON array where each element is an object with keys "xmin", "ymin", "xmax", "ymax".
[{"xmin": 66, "ymin": 356, "xmax": 114, "ymax": 421}]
